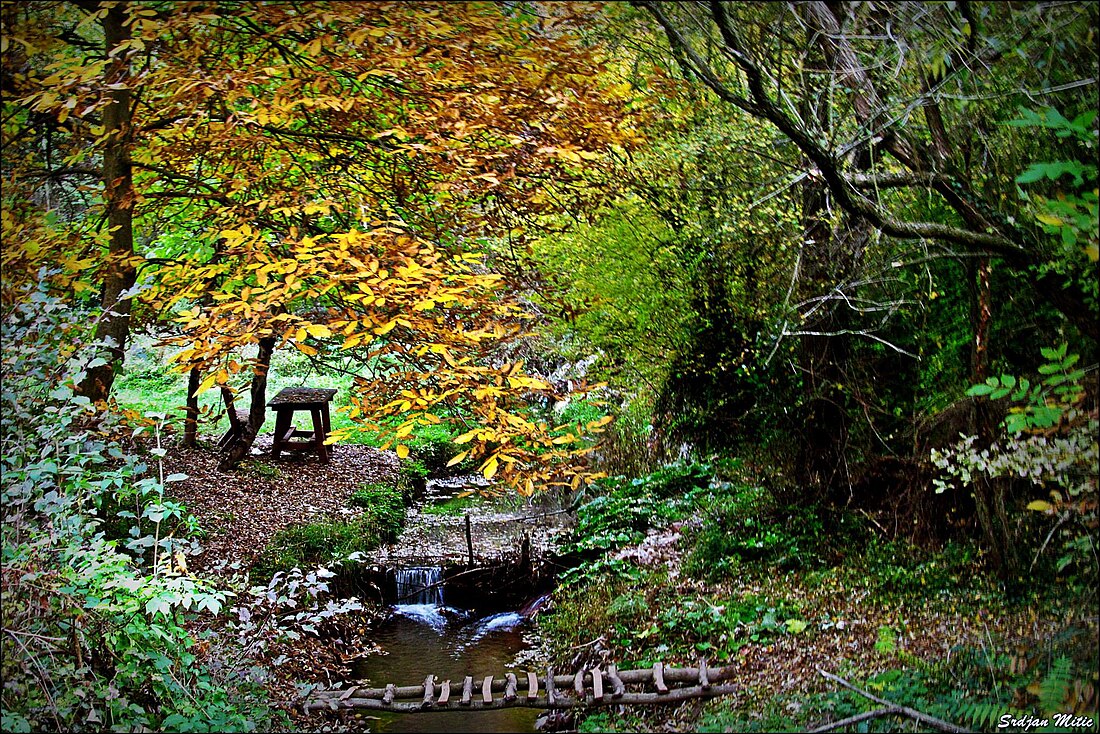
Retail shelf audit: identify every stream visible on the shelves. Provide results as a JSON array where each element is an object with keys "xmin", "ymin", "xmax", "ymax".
[
  {"xmin": 343, "ymin": 481, "xmax": 570, "ymax": 733},
  {"xmin": 352, "ymin": 568, "xmax": 541, "ymax": 733}
]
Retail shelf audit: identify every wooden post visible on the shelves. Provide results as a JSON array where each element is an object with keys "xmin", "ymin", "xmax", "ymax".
[
  {"xmin": 465, "ymin": 514, "xmax": 474, "ymax": 565},
  {"xmin": 608, "ymin": 664, "xmax": 625, "ymax": 698},
  {"xmin": 482, "ymin": 676, "xmax": 493, "ymax": 704},
  {"xmin": 460, "ymin": 676, "xmax": 473, "ymax": 706},
  {"xmin": 422, "ymin": 675, "xmax": 435, "ymax": 708},
  {"xmin": 653, "ymin": 662, "xmax": 668, "ymax": 694},
  {"xmin": 526, "ymin": 671, "xmax": 539, "ymax": 701},
  {"xmin": 592, "ymin": 668, "xmax": 604, "ymax": 702},
  {"xmin": 505, "ymin": 673, "xmax": 517, "ymax": 702},
  {"xmin": 438, "ymin": 680, "xmax": 451, "ymax": 706}
]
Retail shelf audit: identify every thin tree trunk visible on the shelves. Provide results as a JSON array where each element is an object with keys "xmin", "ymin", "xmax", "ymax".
[
  {"xmin": 797, "ymin": 179, "xmax": 852, "ymax": 498},
  {"xmin": 968, "ymin": 258, "xmax": 1019, "ymax": 576},
  {"xmin": 183, "ymin": 366, "xmax": 201, "ymax": 448},
  {"xmin": 79, "ymin": 4, "xmax": 136, "ymax": 402},
  {"xmin": 217, "ymin": 337, "xmax": 276, "ymax": 471}
]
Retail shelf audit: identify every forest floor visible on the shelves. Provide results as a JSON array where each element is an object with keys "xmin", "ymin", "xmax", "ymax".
[
  {"xmin": 539, "ymin": 521, "xmax": 1100, "ymax": 732},
  {"xmin": 164, "ymin": 437, "xmax": 398, "ymax": 574},
  {"xmin": 161, "ymin": 441, "xmax": 1099, "ymax": 731},
  {"xmin": 162, "ymin": 439, "xmax": 401, "ymax": 722}
]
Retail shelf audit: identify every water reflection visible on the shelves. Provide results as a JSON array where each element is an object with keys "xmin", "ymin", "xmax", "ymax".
[{"xmin": 353, "ymin": 608, "xmax": 541, "ymax": 733}]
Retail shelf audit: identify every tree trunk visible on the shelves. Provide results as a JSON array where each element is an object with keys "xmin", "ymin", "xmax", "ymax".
[
  {"xmin": 217, "ymin": 337, "xmax": 276, "ymax": 471},
  {"xmin": 183, "ymin": 366, "xmax": 201, "ymax": 448},
  {"xmin": 968, "ymin": 258, "xmax": 1020, "ymax": 577},
  {"xmin": 79, "ymin": 4, "xmax": 136, "ymax": 403}
]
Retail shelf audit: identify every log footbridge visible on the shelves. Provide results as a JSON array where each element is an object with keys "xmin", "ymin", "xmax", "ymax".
[{"xmin": 305, "ymin": 661, "xmax": 736, "ymax": 714}]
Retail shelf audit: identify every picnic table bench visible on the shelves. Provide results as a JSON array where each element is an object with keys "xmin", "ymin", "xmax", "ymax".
[{"xmin": 268, "ymin": 387, "xmax": 337, "ymax": 463}]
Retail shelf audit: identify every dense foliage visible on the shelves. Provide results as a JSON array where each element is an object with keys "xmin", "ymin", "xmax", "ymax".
[
  {"xmin": 0, "ymin": 289, "xmax": 283, "ymax": 731},
  {"xmin": 3, "ymin": 1, "xmax": 1097, "ymax": 732}
]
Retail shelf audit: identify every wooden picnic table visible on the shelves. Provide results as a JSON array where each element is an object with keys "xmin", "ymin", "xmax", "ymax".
[{"xmin": 268, "ymin": 387, "xmax": 337, "ymax": 463}]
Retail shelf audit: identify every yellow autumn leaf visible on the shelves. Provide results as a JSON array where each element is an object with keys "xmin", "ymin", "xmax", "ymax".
[
  {"xmin": 195, "ymin": 371, "xmax": 218, "ymax": 396},
  {"xmin": 482, "ymin": 457, "xmax": 499, "ymax": 480},
  {"xmin": 446, "ymin": 450, "xmax": 468, "ymax": 467},
  {"xmin": 1026, "ymin": 500, "xmax": 1053, "ymax": 512},
  {"xmin": 306, "ymin": 323, "xmax": 332, "ymax": 338},
  {"xmin": 396, "ymin": 444, "xmax": 409, "ymax": 459},
  {"xmin": 585, "ymin": 415, "xmax": 614, "ymax": 431},
  {"xmin": 453, "ymin": 428, "xmax": 479, "ymax": 444},
  {"xmin": 1035, "ymin": 213, "xmax": 1064, "ymax": 227}
]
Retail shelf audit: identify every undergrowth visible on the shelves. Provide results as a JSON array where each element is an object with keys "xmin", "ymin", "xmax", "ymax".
[
  {"xmin": 541, "ymin": 459, "xmax": 1099, "ymax": 733},
  {"xmin": 253, "ymin": 489, "xmax": 405, "ymax": 582}
]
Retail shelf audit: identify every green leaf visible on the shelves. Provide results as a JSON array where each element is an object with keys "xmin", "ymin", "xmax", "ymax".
[
  {"xmin": 1040, "ymin": 344, "xmax": 1067, "ymax": 360},
  {"xmin": 966, "ymin": 384, "xmax": 995, "ymax": 397}
]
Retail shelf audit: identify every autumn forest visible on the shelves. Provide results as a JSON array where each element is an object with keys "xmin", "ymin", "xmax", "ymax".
[{"xmin": 1, "ymin": 2, "xmax": 1097, "ymax": 732}]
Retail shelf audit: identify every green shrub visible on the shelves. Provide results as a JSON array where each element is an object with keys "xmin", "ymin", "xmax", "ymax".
[
  {"xmin": 685, "ymin": 501, "xmax": 867, "ymax": 581},
  {"xmin": 349, "ymin": 482, "xmax": 406, "ymax": 533},
  {"xmin": 252, "ymin": 493, "xmax": 404, "ymax": 581},
  {"xmin": 561, "ymin": 463, "xmax": 720, "ymax": 586},
  {"xmin": 406, "ymin": 423, "xmax": 468, "ymax": 476},
  {"xmin": 2, "ymin": 289, "xmax": 287, "ymax": 732}
]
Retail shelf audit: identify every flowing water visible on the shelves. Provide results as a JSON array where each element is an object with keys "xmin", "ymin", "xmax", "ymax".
[{"xmin": 352, "ymin": 567, "xmax": 542, "ymax": 733}]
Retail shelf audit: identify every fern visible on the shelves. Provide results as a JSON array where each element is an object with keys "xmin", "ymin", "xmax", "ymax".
[
  {"xmin": 939, "ymin": 684, "xmax": 1025, "ymax": 731},
  {"xmin": 1038, "ymin": 656, "xmax": 1074, "ymax": 713}
]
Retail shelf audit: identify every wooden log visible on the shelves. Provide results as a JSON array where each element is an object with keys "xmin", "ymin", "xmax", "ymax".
[
  {"xmin": 305, "ymin": 683, "xmax": 739, "ymax": 713},
  {"xmin": 574, "ymin": 669, "xmax": 585, "ymax": 698},
  {"xmin": 482, "ymin": 676, "xmax": 493, "ymax": 704},
  {"xmin": 438, "ymin": 680, "xmax": 451, "ymax": 706},
  {"xmin": 698, "ymin": 658, "xmax": 710, "ymax": 689},
  {"xmin": 308, "ymin": 664, "xmax": 736, "ymax": 704},
  {"xmin": 653, "ymin": 662, "xmax": 668, "ymax": 694},
  {"xmin": 608, "ymin": 664, "xmax": 625, "ymax": 698},
  {"xmin": 504, "ymin": 673, "xmax": 517, "ymax": 702},
  {"xmin": 382, "ymin": 684, "xmax": 396, "ymax": 705},
  {"xmin": 422, "ymin": 675, "xmax": 435, "ymax": 708},
  {"xmin": 592, "ymin": 668, "xmax": 604, "ymax": 702},
  {"xmin": 526, "ymin": 671, "xmax": 539, "ymax": 701},
  {"xmin": 460, "ymin": 676, "xmax": 473, "ymax": 706}
]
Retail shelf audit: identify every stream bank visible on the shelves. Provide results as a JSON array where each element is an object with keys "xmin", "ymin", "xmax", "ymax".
[{"xmin": 325, "ymin": 476, "xmax": 574, "ymax": 733}]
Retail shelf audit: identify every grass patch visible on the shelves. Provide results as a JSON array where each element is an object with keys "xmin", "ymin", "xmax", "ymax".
[
  {"xmin": 239, "ymin": 460, "xmax": 282, "ymax": 480},
  {"xmin": 421, "ymin": 494, "xmax": 486, "ymax": 516},
  {"xmin": 349, "ymin": 482, "xmax": 406, "ymax": 532},
  {"xmin": 253, "ymin": 483, "xmax": 405, "ymax": 580}
]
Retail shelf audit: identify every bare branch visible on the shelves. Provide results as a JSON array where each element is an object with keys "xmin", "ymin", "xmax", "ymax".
[{"xmin": 814, "ymin": 669, "xmax": 971, "ymax": 733}]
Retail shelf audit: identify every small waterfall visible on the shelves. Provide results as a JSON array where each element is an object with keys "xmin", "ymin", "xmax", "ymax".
[{"xmin": 394, "ymin": 566, "xmax": 444, "ymax": 606}]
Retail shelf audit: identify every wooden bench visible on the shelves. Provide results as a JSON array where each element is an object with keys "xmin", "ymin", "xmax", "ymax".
[
  {"xmin": 217, "ymin": 408, "xmax": 251, "ymax": 449},
  {"xmin": 268, "ymin": 387, "xmax": 337, "ymax": 462}
]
